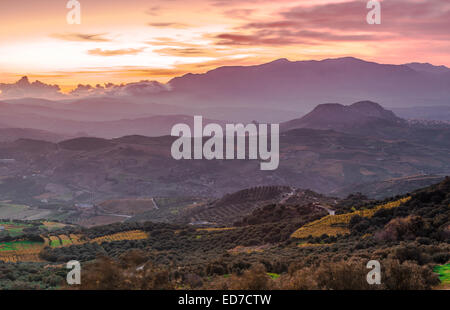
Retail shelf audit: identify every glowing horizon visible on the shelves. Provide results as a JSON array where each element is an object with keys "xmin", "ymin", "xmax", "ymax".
[{"xmin": 1, "ymin": 0, "xmax": 450, "ymax": 91}]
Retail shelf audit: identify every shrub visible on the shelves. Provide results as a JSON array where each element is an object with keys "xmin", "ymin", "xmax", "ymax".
[{"xmin": 383, "ymin": 259, "xmax": 440, "ymax": 290}]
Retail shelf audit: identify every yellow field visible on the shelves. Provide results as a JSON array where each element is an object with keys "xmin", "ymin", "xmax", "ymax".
[
  {"xmin": 0, "ymin": 241, "xmax": 44, "ymax": 263},
  {"xmin": 0, "ymin": 253, "xmax": 42, "ymax": 263},
  {"xmin": 291, "ymin": 197, "xmax": 411, "ymax": 239},
  {"xmin": 90, "ymin": 230, "xmax": 148, "ymax": 244},
  {"xmin": 0, "ymin": 230, "xmax": 149, "ymax": 263},
  {"xmin": 69, "ymin": 234, "xmax": 83, "ymax": 244}
]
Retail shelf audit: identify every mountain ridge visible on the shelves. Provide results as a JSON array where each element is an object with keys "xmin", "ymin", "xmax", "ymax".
[
  {"xmin": 159, "ymin": 57, "xmax": 450, "ymax": 120},
  {"xmin": 2, "ymin": 57, "xmax": 450, "ymax": 123}
]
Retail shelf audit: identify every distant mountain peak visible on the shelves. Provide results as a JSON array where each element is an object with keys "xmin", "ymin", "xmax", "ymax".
[
  {"xmin": 281, "ymin": 101, "xmax": 402, "ymax": 132},
  {"xmin": 270, "ymin": 58, "xmax": 291, "ymax": 64},
  {"xmin": 324, "ymin": 56, "xmax": 367, "ymax": 63},
  {"xmin": 313, "ymin": 102, "xmax": 344, "ymax": 109},
  {"xmin": 350, "ymin": 100, "xmax": 385, "ymax": 111},
  {"xmin": 350, "ymin": 101, "xmax": 398, "ymax": 120},
  {"xmin": 17, "ymin": 76, "xmax": 30, "ymax": 86},
  {"xmin": 309, "ymin": 103, "xmax": 346, "ymax": 114}
]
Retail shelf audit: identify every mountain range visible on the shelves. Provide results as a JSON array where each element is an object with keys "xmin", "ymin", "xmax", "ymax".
[
  {"xmin": 160, "ymin": 57, "xmax": 450, "ymax": 120},
  {"xmin": 1, "ymin": 57, "xmax": 450, "ymax": 125}
]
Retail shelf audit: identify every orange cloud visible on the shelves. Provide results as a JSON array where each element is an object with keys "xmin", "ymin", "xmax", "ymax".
[
  {"xmin": 88, "ymin": 48, "xmax": 146, "ymax": 56},
  {"xmin": 2, "ymin": 0, "xmax": 450, "ymax": 87}
]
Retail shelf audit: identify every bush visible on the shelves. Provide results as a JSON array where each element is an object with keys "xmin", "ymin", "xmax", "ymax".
[
  {"xmin": 376, "ymin": 215, "xmax": 425, "ymax": 241},
  {"xmin": 314, "ymin": 260, "xmax": 373, "ymax": 290},
  {"xmin": 383, "ymin": 259, "xmax": 440, "ymax": 290},
  {"xmin": 207, "ymin": 264, "xmax": 272, "ymax": 290}
]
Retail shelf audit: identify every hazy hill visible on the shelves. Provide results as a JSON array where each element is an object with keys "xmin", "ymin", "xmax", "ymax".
[
  {"xmin": 0, "ymin": 113, "xmax": 224, "ymax": 138},
  {"xmin": 405, "ymin": 63, "xmax": 450, "ymax": 74},
  {"xmin": 162, "ymin": 57, "xmax": 450, "ymax": 120},
  {"xmin": 281, "ymin": 101, "xmax": 402, "ymax": 132},
  {"xmin": 281, "ymin": 101, "xmax": 450, "ymax": 148},
  {"xmin": 0, "ymin": 128, "xmax": 67, "ymax": 143},
  {"xmin": 2, "ymin": 58, "xmax": 450, "ymax": 124},
  {"xmin": 0, "ymin": 122, "xmax": 449, "ymax": 204}
]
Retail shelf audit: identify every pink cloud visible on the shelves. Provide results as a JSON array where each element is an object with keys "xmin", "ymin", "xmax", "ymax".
[
  {"xmin": 0, "ymin": 76, "xmax": 63, "ymax": 99},
  {"xmin": 215, "ymin": 0, "xmax": 450, "ymax": 46}
]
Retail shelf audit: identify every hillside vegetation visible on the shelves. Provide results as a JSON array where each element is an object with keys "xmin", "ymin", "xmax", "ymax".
[
  {"xmin": 0, "ymin": 178, "xmax": 448, "ymax": 290},
  {"xmin": 291, "ymin": 197, "xmax": 411, "ymax": 238}
]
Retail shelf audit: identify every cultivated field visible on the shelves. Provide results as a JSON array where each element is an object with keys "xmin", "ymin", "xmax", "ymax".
[
  {"xmin": 0, "ymin": 241, "xmax": 44, "ymax": 263},
  {"xmin": 90, "ymin": 230, "xmax": 148, "ymax": 244},
  {"xmin": 291, "ymin": 197, "xmax": 411, "ymax": 238},
  {"xmin": 0, "ymin": 224, "xmax": 149, "ymax": 263}
]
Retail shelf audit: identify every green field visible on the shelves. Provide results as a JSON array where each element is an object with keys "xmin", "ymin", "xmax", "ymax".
[
  {"xmin": 60, "ymin": 236, "xmax": 72, "ymax": 246},
  {"xmin": 0, "ymin": 221, "xmax": 33, "ymax": 237},
  {"xmin": 49, "ymin": 239, "xmax": 61, "ymax": 247},
  {"xmin": 0, "ymin": 220, "xmax": 68, "ymax": 240},
  {"xmin": 434, "ymin": 264, "xmax": 450, "ymax": 284},
  {"xmin": 0, "ymin": 241, "xmax": 42, "ymax": 251}
]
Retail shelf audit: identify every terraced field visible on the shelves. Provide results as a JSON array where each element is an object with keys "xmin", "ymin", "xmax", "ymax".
[
  {"xmin": 0, "ymin": 221, "xmax": 70, "ymax": 239},
  {"xmin": 291, "ymin": 197, "xmax": 411, "ymax": 238},
  {"xmin": 49, "ymin": 236, "xmax": 61, "ymax": 247},
  {"xmin": 184, "ymin": 186, "xmax": 292, "ymax": 225},
  {"xmin": 0, "ymin": 221, "xmax": 33, "ymax": 237},
  {"xmin": 59, "ymin": 235, "xmax": 72, "ymax": 246},
  {"xmin": 46, "ymin": 234, "xmax": 84, "ymax": 247},
  {"xmin": 69, "ymin": 234, "xmax": 82, "ymax": 244},
  {"xmin": 0, "ymin": 229, "xmax": 148, "ymax": 262},
  {"xmin": 0, "ymin": 241, "xmax": 44, "ymax": 263},
  {"xmin": 90, "ymin": 230, "xmax": 148, "ymax": 244}
]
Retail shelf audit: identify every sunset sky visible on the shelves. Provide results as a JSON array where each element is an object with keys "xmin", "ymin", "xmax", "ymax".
[{"xmin": 1, "ymin": 0, "xmax": 449, "ymax": 91}]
